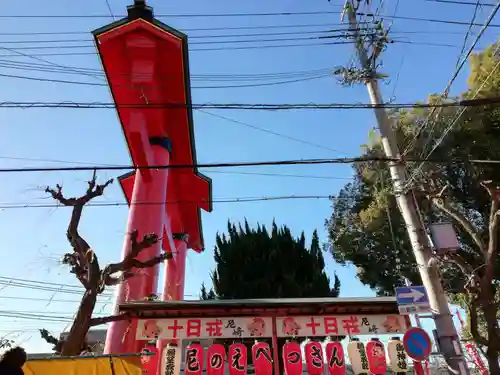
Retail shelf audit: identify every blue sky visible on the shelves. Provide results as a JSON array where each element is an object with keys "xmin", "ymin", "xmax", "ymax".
[{"xmin": 0, "ymin": 0, "xmax": 497, "ymax": 353}]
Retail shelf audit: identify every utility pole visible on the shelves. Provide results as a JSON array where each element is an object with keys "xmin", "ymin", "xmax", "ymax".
[{"xmin": 342, "ymin": 1, "xmax": 468, "ymax": 374}]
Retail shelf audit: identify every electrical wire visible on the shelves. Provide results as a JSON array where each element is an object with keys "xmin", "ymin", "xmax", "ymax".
[
  {"xmin": 426, "ymin": 0, "xmax": 495, "ymax": 6},
  {"xmin": 404, "ymin": 46, "xmax": 500, "ymax": 190},
  {"xmin": 0, "ymin": 196, "xmax": 337, "ymax": 209},
  {"xmin": 0, "ymin": 22, "xmax": 374, "ymax": 35},
  {"xmin": 0, "ymin": 10, "xmax": 349, "ymax": 19},
  {"xmin": 0, "ymin": 156, "xmax": 498, "ymax": 175},
  {"xmin": 402, "ymin": 1, "xmax": 500, "ymax": 157},
  {"xmin": 196, "ymin": 109, "xmax": 347, "ymax": 155},
  {"xmin": 456, "ymin": 0, "xmax": 482, "ymax": 66},
  {"xmin": 0, "ymin": 70, "xmax": 332, "ymax": 89},
  {"xmin": 0, "ymin": 155, "xmax": 351, "ymax": 180},
  {"xmin": 0, "ymin": 39, "xmax": 460, "ymax": 58},
  {"xmin": 0, "ymin": 97, "xmax": 495, "ymax": 110}
]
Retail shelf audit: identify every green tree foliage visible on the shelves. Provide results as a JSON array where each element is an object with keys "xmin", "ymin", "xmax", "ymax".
[
  {"xmin": 202, "ymin": 220, "xmax": 340, "ymax": 299},
  {"xmin": 326, "ymin": 42, "xmax": 500, "ymax": 373}
]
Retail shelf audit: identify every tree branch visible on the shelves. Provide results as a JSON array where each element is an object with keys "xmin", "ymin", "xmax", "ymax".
[
  {"xmin": 481, "ymin": 180, "xmax": 500, "ymax": 283},
  {"xmin": 46, "ymin": 172, "xmax": 113, "ymax": 288},
  {"xmin": 468, "ymin": 296, "xmax": 489, "ymax": 347},
  {"xmin": 89, "ymin": 313, "xmax": 131, "ymax": 327},
  {"xmin": 428, "ymin": 185, "xmax": 486, "ymax": 255}
]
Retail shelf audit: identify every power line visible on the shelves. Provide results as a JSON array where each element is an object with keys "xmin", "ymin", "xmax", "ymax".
[
  {"xmin": 0, "ymin": 38, "xmax": 457, "ymax": 51},
  {"xmin": 0, "ymin": 71, "xmax": 331, "ymax": 89},
  {"xmin": 0, "ymin": 155, "xmax": 498, "ymax": 174},
  {"xmin": 403, "ymin": 1, "xmax": 500, "ymax": 157},
  {"xmin": 0, "ymin": 96, "xmax": 495, "ymax": 110},
  {"xmin": 196, "ymin": 110, "xmax": 347, "ymax": 155},
  {"xmin": 0, "ymin": 196, "xmax": 337, "ymax": 209},
  {"xmin": 0, "ymin": 155, "xmax": 351, "ymax": 180},
  {"xmin": 426, "ymin": 0, "xmax": 495, "ymax": 6},
  {"xmin": 405, "ymin": 43, "xmax": 500, "ymax": 190},
  {"xmin": 356, "ymin": 11, "xmax": 500, "ymax": 27},
  {"xmin": 0, "ymin": 10, "xmax": 344, "ymax": 18},
  {"xmin": 0, "ymin": 22, "xmax": 374, "ymax": 35}
]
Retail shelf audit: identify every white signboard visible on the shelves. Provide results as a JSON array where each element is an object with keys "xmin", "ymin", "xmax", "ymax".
[
  {"xmin": 137, "ymin": 317, "xmax": 272, "ymax": 340},
  {"xmin": 276, "ymin": 314, "xmax": 405, "ymax": 337}
]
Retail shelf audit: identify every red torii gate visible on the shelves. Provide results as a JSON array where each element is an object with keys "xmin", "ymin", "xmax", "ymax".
[{"xmin": 91, "ymin": 0, "xmax": 212, "ymax": 355}]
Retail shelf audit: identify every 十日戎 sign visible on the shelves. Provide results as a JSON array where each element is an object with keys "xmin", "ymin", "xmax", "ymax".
[{"xmin": 136, "ymin": 315, "xmax": 405, "ymax": 340}]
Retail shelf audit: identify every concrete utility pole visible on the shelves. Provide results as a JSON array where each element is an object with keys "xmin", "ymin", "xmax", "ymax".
[{"xmin": 342, "ymin": 1, "xmax": 468, "ymax": 374}]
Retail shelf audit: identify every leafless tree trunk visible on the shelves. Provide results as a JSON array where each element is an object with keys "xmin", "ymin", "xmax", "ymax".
[
  {"xmin": 41, "ymin": 171, "xmax": 172, "ymax": 356},
  {"xmin": 428, "ymin": 181, "xmax": 500, "ymax": 374}
]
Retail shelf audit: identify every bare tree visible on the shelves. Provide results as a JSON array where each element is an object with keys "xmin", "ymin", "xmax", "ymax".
[
  {"xmin": 427, "ymin": 181, "xmax": 500, "ymax": 374},
  {"xmin": 40, "ymin": 172, "xmax": 172, "ymax": 356}
]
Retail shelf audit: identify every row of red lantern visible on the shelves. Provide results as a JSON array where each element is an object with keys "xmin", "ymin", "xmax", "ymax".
[
  {"xmin": 185, "ymin": 342, "xmax": 272, "ymax": 375},
  {"xmin": 284, "ymin": 338, "xmax": 408, "ymax": 375},
  {"xmin": 185, "ymin": 338, "xmax": 407, "ymax": 375}
]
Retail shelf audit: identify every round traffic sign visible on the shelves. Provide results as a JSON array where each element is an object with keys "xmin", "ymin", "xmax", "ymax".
[{"xmin": 403, "ymin": 328, "xmax": 432, "ymax": 361}]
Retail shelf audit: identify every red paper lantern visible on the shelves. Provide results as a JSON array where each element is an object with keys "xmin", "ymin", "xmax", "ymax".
[
  {"xmin": 325, "ymin": 342, "xmax": 345, "ymax": 375},
  {"xmin": 252, "ymin": 342, "xmax": 273, "ymax": 375},
  {"xmin": 282, "ymin": 342, "xmax": 303, "ymax": 375},
  {"xmin": 228, "ymin": 343, "xmax": 247, "ymax": 375},
  {"xmin": 305, "ymin": 341, "xmax": 324, "ymax": 375},
  {"xmin": 206, "ymin": 344, "xmax": 226, "ymax": 375},
  {"xmin": 140, "ymin": 344, "xmax": 158, "ymax": 375},
  {"xmin": 185, "ymin": 343, "xmax": 204, "ymax": 375},
  {"xmin": 366, "ymin": 339, "xmax": 387, "ymax": 375}
]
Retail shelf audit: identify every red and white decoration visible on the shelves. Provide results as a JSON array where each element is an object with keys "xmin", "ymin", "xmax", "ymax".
[
  {"xmin": 347, "ymin": 340, "xmax": 369, "ymax": 375},
  {"xmin": 206, "ymin": 344, "xmax": 226, "ymax": 375},
  {"xmin": 366, "ymin": 338, "xmax": 387, "ymax": 375},
  {"xmin": 325, "ymin": 341, "xmax": 345, "ymax": 375},
  {"xmin": 252, "ymin": 342, "xmax": 273, "ymax": 375},
  {"xmin": 140, "ymin": 344, "xmax": 158, "ymax": 375},
  {"xmin": 228, "ymin": 343, "xmax": 247, "ymax": 375},
  {"xmin": 282, "ymin": 342, "xmax": 302, "ymax": 375},
  {"xmin": 185, "ymin": 343, "xmax": 204, "ymax": 375},
  {"xmin": 160, "ymin": 344, "xmax": 182, "ymax": 375},
  {"xmin": 304, "ymin": 341, "xmax": 324, "ymax": 375}
]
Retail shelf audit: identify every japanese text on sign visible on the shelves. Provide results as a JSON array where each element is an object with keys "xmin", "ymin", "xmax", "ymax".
[
  {"xmin": 137, "ymin": 317, "xmax": 272, "ymax": 340},
  {"xmin": 277, "ymin": 315, "xmax": 405, "ymax": 337}
]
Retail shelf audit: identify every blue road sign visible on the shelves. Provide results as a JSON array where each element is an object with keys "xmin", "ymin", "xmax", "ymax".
[
  {"xmin": 403, "ymin": 328, "xmax": 432, "ymax": 361},
  {"xmin": 395, "ymin": 286, "xmax": 429, "ymax": 305}
]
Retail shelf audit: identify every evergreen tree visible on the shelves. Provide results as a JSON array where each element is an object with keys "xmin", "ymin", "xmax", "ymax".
[
  {"xmin": 200, "ymin": 220, "xmax": 342, "ymax": 372},
  {"xmin": 202, "ymin": 220, "xmax": 340, "ymax": 300}
]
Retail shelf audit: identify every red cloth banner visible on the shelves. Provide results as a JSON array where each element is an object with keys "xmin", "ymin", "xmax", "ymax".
[
  {"xmin": 366, "ymin": 339, "xmax": 387, "ymax": 375},
  {"xmin": 206, "ymin": 344, "xmax": 226, "ymax": 375},
  {"xmin": 228, "ymin": 343, "xmax": 247, "ymax": 375},
  {"xmin": 252, "ymin": 342, "xmax": 273, "ymax": 375},
  {"xmin": 185, "ymin": 343, "xmax": 204, "ymax": 375},
  {"xmin": 282, "ymin": 342, "xmax": 302, "ymax": 375},
  {"xmin": 325, "ymin": 342, "xmax": 345, "ymax": 375},
  {"xmin": 304, "ymin": 341, "xmax": 324, "ymax": 375}
]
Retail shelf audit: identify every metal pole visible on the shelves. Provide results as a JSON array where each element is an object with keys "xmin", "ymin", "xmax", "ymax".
[{"xmin": 343, "ymin": 2, "xmax": 468, "ymax": 374}]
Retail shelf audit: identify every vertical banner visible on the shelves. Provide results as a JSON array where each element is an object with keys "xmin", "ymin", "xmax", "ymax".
[
  {"xmin": 206, "ymin": 344, "xmax": 226, "ymax": 375},
  {"xmin": 282, "ymin": 342, "xmax": 302, "ymax": 375},
  {"xmin": 161, "ymin": 344, "xmax": 181, "ymax": 375},
  {"xmin": 185, "ymin": 343, "xmax": 204, "ymax": 375},
  {"xmin": 325, "ymin": 342, "xmax": 345, "ymax": 375},
  {"xmin": 366, "ymin": 339, "xmax": 387, "ymax": 375},
  {"xmin": 304, "ymin": 341, "xmax": 324, "ymax": 375},
  {"xmin": 228, "ymin": 343, "xmax": 247, "ymax": 375},
  {"xmin": 252, "ymin": 342, "xmax": 273, "ymax": 375}
]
